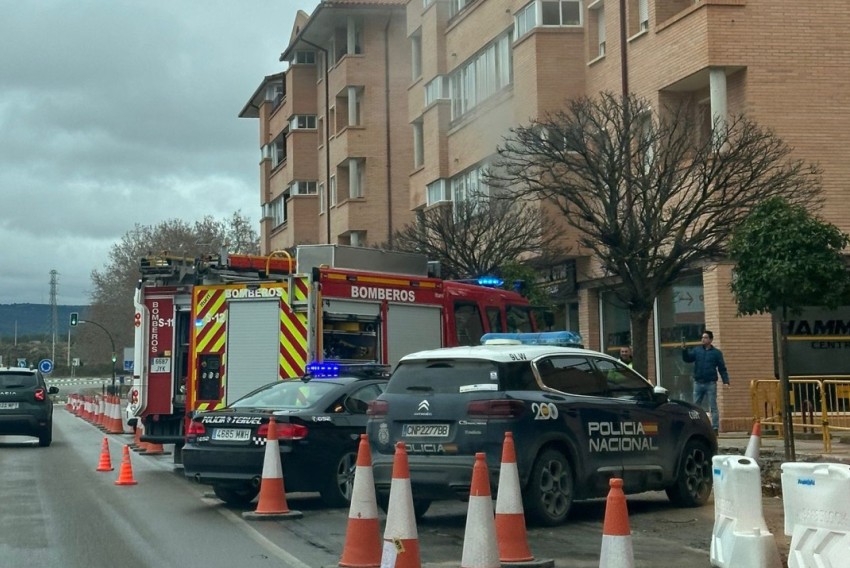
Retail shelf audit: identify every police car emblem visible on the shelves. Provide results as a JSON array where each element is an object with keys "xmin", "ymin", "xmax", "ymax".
[{"xmin": 378, "ymin": 423, "xmax": 390, "ymax": 446}]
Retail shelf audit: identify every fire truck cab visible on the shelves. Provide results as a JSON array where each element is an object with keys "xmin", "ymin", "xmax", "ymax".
[{"xmin": 129, "ymin": 245, "xmax": 538, "ymax": 457}]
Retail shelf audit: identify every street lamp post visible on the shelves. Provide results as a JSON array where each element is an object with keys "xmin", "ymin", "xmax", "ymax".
[{"xmin": 78, "ymin": 319, "xmax": 117, "ymax": 395}]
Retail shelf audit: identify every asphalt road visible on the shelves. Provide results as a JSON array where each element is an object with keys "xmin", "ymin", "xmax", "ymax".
[{"xmin": 2, "ymin": 406, "xmax": 723, "ymax": 568}]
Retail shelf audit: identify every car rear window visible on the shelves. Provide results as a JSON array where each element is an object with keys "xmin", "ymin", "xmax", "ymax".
[
  {"xmin": 386, "ymin": 359, "xmax": 537, "ymax": 394},
  {"xmin": 0, "ymin": 373, "xmax": 38, "ymax": 388},
  {"xmin": 231, "ymin": 380, "xmax": 338, "ymax": 409}
]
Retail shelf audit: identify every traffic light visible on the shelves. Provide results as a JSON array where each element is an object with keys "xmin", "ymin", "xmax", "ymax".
[{"xmin": 69, "ymin": 312, "xmax": 79, "ymax": 327}]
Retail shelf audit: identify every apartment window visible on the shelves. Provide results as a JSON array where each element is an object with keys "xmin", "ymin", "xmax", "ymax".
[
  {"xmin": 449, "ymin": 0, "xmax": 472, "ymax": 19},
  {"xmin": 330, "ymin": 19, "xmax": 362, "ymax": 65},
  {"xmin": 294, "ymin": 50, "xmax": 316, "ymax": 65},
  {"xmin": 639, "ymin": 0, "xmax": 648, "ymax": 32},
  {"xmin": 628, "ymin": 0, "xmax": 649, "ymax": 35},
  {"xmin": 515, "ymin": 2, "xmax": 537, "ymax": 38},
  {"xmin": 426, "ymin": 179, "xmax": 451, "ymax": 205},
  {"xmin": 413, "ymin": 120, "xmax": 424, "ymax": 169},
  {"xmin": 290, "ymin": 115, "xmax": 317, "ymax": 130},
  {"xmin": 348, "ymin": 158, "xmax": 365, "ymax": 198},
  {"xmin": 342, "ymin": 87, "xmax": 362, "ymax": 128},
  {"xmin": 330, "ymin": 175, "xmax": 338, "ymax": 206},
  {"xmin": 449, "ymin": 33, "xmax": 512, "ymax": 121},
  {"xmin": 319, "ymin": 182, "xmax": 325, "ymax": 213},
  {"xmin": 290, "ymin": 181, "xmax": 318, "ymax": 195},
  {"xmin": 268, "ymin": 194, "xmax": 287, "ymax": 227},
  {"xmin": 318, "ymin": 117, "xmax": 324, "ymax": 147},
  {"xmin": 411, "ymin": 31, "xmax": 422, "ymax": 80},
  {"xmin": 451, "ymin": 163, "xmax": 492, "ymax": 219},
  {"xmin": 541, "ymin": 1, "xmax": 582, "ymax": 26},
  {"xmin": 266, "ymin": 82, "xmax": 284, "ymax": 108},
  {"xmin": 589, "ymin": 4, "xmax": 606, "ymax": 58},
  {"xmin": 424, "ymin": 76, "xmax": 448, "ymax": 106},
  {"xmin": 637, "ymin": 111, "xmax": 654, "ymax": 172},
  {"xmin": 423, "ymin": 0, "xmax": 435, "ymax": 8},
  {"xmin": 271, "ymin": 134, "xmax": 286, "ymax": 168}
]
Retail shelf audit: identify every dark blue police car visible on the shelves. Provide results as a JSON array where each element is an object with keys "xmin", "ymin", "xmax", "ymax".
[
  {"xmin": 366, "ymin": 333, "xmax": 716, "ymax": 526},
  {"xmin": 183, "ymin": 363, "xmax": 388, "ymax": 507}
]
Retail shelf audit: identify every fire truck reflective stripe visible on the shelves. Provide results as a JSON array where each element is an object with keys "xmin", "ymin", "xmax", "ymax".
[
  {"xmin": 279, "ymin": 308, "xmax": 308, "ymax": 378},
  {"xmin": 195, "ymin": 290, "xmax": 226, "ymax": 353},
  {"xmin": 293, "ymin": 277, "xmax": 309, "ymax": 301},
  {"xmin": 325, "ymin": 272, "xmax": 438, "ymax": 289}
]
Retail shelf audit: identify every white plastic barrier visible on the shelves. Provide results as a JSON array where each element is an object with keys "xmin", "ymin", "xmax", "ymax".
[
  {"xmin": 710, "ymin": 455, "xmax": 781, "ymax": 568},
  {"xmin": 781, "ymin": 462, "xmax": 850, "ymax": 568}
]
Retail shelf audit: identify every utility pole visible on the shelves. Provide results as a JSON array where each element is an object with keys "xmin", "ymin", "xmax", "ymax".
[{"xmin": 50, "ymin": 270, "xmax": 59, "ymax": 364}]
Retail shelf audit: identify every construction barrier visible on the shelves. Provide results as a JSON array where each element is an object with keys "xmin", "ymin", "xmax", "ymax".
[
  {"xmin": 709, "ymin": 456, "xmax": 780, "ymax": 568},
  {"xmin": 781, "ymin": 462, "xmax": 850, "ymax": 568}
]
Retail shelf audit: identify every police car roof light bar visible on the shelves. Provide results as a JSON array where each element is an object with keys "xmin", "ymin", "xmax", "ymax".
[{"xmin": 480, "ymin": 331, "xmax": 584, "ymax": 348}]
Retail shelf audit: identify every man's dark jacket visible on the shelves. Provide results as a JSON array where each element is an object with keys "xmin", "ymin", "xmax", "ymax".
[{"xmin": 682, "ymin": 346, "xmax": 730, "ymax": 384}]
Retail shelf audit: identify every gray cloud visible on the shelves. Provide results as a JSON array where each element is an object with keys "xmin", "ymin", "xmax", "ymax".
[{"xmin": 0, "ymin": 0, "xmax": 319, "ymax": 305}]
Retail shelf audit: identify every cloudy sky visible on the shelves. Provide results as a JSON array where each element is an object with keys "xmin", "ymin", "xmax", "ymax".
[{"xmin": 0, "ymin": 0, "xmax": 319, "ymax": 306}]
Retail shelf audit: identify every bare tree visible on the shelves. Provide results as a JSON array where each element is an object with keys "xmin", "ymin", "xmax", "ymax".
[
  {"xmin": 79, "ymin": 212, "xmax": 258, "ymax": 371},
  {"xmin": 491, "ymin": 92, "xmax": 822, "ymax": 376},
  {"xmin": 387, "ymin": 192, "xmax": 560, "ymax": 280}
]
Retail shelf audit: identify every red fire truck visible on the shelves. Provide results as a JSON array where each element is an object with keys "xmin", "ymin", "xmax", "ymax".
[{"xmin": 129, "ymin": 245, "xmax": 538, "ymax": 457}]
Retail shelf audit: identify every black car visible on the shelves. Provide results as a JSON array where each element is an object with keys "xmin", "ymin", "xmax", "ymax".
[
  {"xmin": 0, "ymin": 367, "xmax": 59, "ymax": 447},
  {"xmin": 366, "ymin": 334, "xmax": 717, "ymax": 526},
  {"xmin": 183, "ymin": 363, "xmax": 389, "ymax": 507}
]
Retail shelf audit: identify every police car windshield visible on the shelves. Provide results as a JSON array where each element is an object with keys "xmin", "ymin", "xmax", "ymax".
[
  {"xmin": 387, "ymin": 360, "xmax": 537, "ymax": 394},
  {"xmin": 231, "ymin": 380, "xmax": 337, "ymax": 409}
]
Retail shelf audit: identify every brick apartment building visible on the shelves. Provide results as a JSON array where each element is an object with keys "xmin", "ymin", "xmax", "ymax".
[{"xmin": 241, "ymin": 0, "xmax": 850, "ymax": 431}]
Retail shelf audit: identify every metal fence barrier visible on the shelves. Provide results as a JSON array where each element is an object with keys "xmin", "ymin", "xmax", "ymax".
[{"xmin": 750, "ymin": 376, "xmax": 850, "ymax": 454}]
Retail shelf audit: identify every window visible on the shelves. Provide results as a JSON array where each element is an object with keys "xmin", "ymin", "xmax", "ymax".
[
  {"xmin": 330, "ymin": 175, "xmax": 337, "ymax": 206},
  {"xmin": 506, "ymin": 305, "xmax": 534, "ymax": 333},
  {"xmin": 342, "ymin": 87, "xmax": 361, "ymax": 127},
  {"xmin": 290, "ymin": 181, "xmax": 318, "ymax": 195},
  {"xmin": 450, "ymin": 164, "xmax": 490, "ymax": 214},
  {"xmin": 290, "ymin": 115, "xmax": 317, "ymax": 130},
  {"xmin": 319, "ymin": 182, "xmax": 325, "ymax": 213},
  {"xmin": 271, "ymin": 134, "xmax": 286, "ymax": 168},
  {"xmin": 426, "ymin": 179, "xmax": 451, "ymax": 205},
  {"xmin": 536, "ymin": 356, "xmax": 607, "ymax": 396},
  {"xmin": 267, "ymin": 82, "xmax": 284, "ymax": 108},
  {"xmin": 411, "ymin": 31, "xmax": 422, "ymax": 80},
  {"xmin": 596, "ymin": 6, "xmax": 606, "ymax": 57},
  {"xmin": 515, "ymin": 2, "xmax": 537, "ymax": 38},
  {"xmin": 594, "ymin": 357, "xmax": 653, "ymax": 399},
  {"xmin": 486, "ymin": 307, "xmax": 504, "ymax": 333},
  {"xmin": 541, "ymin": 1, "xmax": 582, "ymax": 26},
  {"xmin": 449, "ymin": 33, "xmax": 512, "ymax": 121},
  {"xmin": 413, "ymin": 120, "xmax": 424, "ymax": 168},
  {"xmin": 267, "ymin": 193, "xmax": 287, "ymax": 227},
  {"xmin": 424, "ymin": 76, "xmax": 447, "ymax": 106},
  {"xmin": 348, "ymin": 158, "xmax": 365, "ymax": 198},
  {"xmin": 454, "ymin": 302, "xmax": 485, "ymax": 346},
  {"xmin": 639, "ymin": 0, "xmax": 649, "ymax": 31},
  {"xmin": 294, "ymin": 50, "xmax": 316, "ymax": 65},
  {"xmin": 449, "ymin": 0, "xmax": 472, "ymax": 19}
]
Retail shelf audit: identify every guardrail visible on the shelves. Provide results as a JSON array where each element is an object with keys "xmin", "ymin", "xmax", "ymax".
[{"xmin": 750, "ymin": 376, "xmax": 850, "ymax": 453}]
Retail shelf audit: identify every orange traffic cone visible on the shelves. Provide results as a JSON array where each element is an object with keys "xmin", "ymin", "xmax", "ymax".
[
  {"xmin": 495, "ymin": 432, "xmax": 547, "ymax": 565},
  {"xmin": 96, "ymin": 437, "xmax": 114, "ymax": 472},
  {"xmin": 381, "ymin": 442, "xmax": 421, "ymax": 568},
  {"xmin": 114, "ymin": 445, "xmax": 139, "ymax": 486},
  {"xmin": 339, "ymin": 434, "xmax": 382, "ymax": 568},
  {"xmin": 744, "ymin": 421, "xmax": 761, "ymax": 460},
  {"xmin": 599, "ymin": 478, "xmax": 634, "ymax": 568},
  {"xmin": 461, "ymin": 453, "xmax": 499, "ymax": 568},
  {"xmin": 242, "ymin": 418, "xmax": 303, "ymax": 520}
]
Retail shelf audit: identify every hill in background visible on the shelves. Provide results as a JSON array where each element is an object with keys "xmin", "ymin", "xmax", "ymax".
[{"xmin": 0, "ymin": 304, "xmax": 89, "ymax": 339}]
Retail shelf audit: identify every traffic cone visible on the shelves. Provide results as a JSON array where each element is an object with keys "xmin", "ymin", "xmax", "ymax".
[
  {"xmin": 495, "ymin": 432, "xmax": 553, "ymax": 566},
  {"xmin": 744, "ymin": 421, "xmax": 761, "ymax": 460},
  {"xmin": 339, "ymin": 434, "xmax": 382, "ymax": 568},
  {"xmin": 461, "ymin": 453, "xmax": 499, "ymax": 568},
  {"xmin": 381, "ymin": 442, "xmax": 421, "ymax": 568},
  {"xmin": 242, "ymin": 418, "xmax": 302, "ymax": 520},
  {"xmin": 599, "ymin": 478, "xmax": 634, "ymax": 568},
  {"xmin": 114, "ymin": 445, "xmax": 138, "ymax": 486},
  {"xmin": 96, "ymin": 437, "xmax": 114, "ymax": 472}
]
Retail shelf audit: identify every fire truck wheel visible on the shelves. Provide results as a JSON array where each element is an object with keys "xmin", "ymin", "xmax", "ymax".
[
  {"xmin": 212, "ymin": 484, "xmax": 259, "ymax": 507},
  {"xmin": 321, "ymin": 449, "xmax": 358, "ymax": 507}
]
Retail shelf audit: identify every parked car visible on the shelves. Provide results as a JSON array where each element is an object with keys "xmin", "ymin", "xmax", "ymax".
[
  {"xmin": 366, "ymin": 332, "xmax": 717, "ymax": 526},
  {"xmin": 183, "ymin": 363, "xmax": 389, "ymax": 507},
  {"xmin": 0, "ymin": 367, "xmax": 59, "ymax": 447}
]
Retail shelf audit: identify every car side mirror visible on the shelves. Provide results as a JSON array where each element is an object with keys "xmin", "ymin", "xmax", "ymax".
[
  {"xmin": 48, "ymin": 386, "xmax": 59, "ymax": 394},
  {"xmin": 652, "ymin": 385, "xmax": 668, "ymax": 404}
]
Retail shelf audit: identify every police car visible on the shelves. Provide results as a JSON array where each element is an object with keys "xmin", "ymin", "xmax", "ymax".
[
  {"xmin": 366, "ymin": 332, "xmax": 716, "ymax": 526},
  {"xmin": 182, "ymin": 363, "xmax": 389, "ymax": 507}
]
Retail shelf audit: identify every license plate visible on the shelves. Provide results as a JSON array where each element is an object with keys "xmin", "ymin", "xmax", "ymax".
[
  {"xmin": 212, "ymin": 428, "xmax": 251, "ymax": 441},
  {"xmin": 403, "ymin": 424, "xmax": 449, "ymax": 437},
  {"xmin": 0, "ymin": 402, "xmax": 19, "ymax": 410}
]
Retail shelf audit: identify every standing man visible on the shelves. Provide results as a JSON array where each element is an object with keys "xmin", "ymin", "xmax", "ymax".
[
  {"xmin": 617, "ymin": 346, "xmax": 634, "ymax": 369},
  {"xmin": 682, "ymin": 330, "xmax": 730, "ymax": 434}
]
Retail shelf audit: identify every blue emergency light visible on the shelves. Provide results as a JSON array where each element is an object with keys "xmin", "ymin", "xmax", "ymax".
[
  {"xmin": 305, "ymin": 362, "xmax": 341, "ymax": 378},
  {"xmin": 477, "ymin": 276, "xmax": 504, "ymax": 287},
  {"xmin": 480, "ymin": 331, "xmax": 584, "ymax": 348}
]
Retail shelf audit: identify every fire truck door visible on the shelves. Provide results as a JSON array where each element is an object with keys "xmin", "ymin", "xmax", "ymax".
[
  {"xmin": 227, "ymin": 299, "xmax": 281, "ymax": 401},
  {"xmin": 386, "ymin": 304, "xmax": 442, "ymax": 366}
]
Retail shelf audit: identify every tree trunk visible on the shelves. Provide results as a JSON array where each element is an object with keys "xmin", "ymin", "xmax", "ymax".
[
  {"xmin": 774, "ymin": 309, "xmax": 796, "ymax": 461},
  {"xmin": 629, "ymin": 310, "xmax": 653, "ymax": 381}
]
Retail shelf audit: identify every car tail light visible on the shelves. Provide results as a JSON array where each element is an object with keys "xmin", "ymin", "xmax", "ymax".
[
  {"xmin": 187, "ymin": 421, "xmax": 207, "ymax": 436},
  {"xmin": 34, "ymin": 388, "xmax": 46, "ymax": 402},
  {"xmin": 257, "ymin": 422, "xmax": 308, "ymax": 440},
  {"xmin": 367, "ymin": 399, "xmax": 389, "ymax": 417},
  {"xmin": 467, "ymin": 399, "xmax": 525, "ymax": 418}
]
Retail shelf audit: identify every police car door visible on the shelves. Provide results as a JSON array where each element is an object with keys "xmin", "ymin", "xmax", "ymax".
[
  {"xmin": 592, "ymin": 356, "xmax": 673, "ymax": 492},
  {"xmin": 534, "ymin": 355, "xmax": 625, "ymax": 495}
]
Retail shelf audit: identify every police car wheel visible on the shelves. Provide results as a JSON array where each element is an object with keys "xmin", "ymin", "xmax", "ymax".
[
  {"xmin": 321, "ymin": 450, "xmax": 358, "ymax": 507},
  {"xmin": 212, "ymin": 484, "xmax": 259, "ymax": 507},
  {"xmin": 38, "ymin": 422, "xmax": 52, "ymax": 447},
  {"xmin": 523, "ymin": 449, "xmax": 574, "ymax": 526},
  {"xmin": 666, "ymin": 440, "xmax": 713, "ymax": 507}
]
